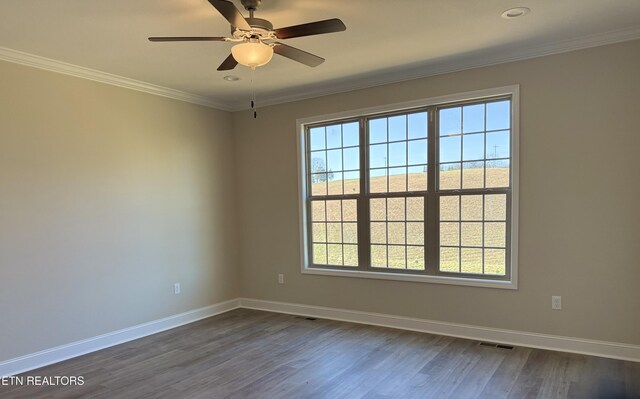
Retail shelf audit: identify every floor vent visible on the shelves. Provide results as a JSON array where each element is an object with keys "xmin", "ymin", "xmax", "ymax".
[{"xmin": 479, "ymin": 342, "xmax": 514, "ymax": 350}]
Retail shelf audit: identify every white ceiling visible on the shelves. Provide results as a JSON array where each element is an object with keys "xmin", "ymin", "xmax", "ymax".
[{"xmin": 1, "ymin": 0, "xmax": 639, "ymax": 110}]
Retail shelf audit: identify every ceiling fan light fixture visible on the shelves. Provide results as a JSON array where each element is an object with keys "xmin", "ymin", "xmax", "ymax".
[{"xmin": 231, "ymin": 39, "xmax": 273, "ymax": 69}]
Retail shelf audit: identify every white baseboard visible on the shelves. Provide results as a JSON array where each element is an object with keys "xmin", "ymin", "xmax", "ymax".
[
  {"xmin": 239, "ymin": 298, "xmax": 640, "ymax": 363},
  {"xmin": 3, "ymin": 296, "xmax": 637, "ymax": 376},
  {"xmin": 0, "ymin": 299, "xmax": 240, "ymax": 377}
]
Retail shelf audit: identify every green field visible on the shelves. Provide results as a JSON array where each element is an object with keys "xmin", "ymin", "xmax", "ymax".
[{"xmin": 311, "ymin": 168, "xmax": 509, "ymax": 275}]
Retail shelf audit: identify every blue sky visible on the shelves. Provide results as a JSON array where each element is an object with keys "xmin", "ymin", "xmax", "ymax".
[{"xmin": 309, "ymin": 101, "xmax": 510, "ymax": 176}]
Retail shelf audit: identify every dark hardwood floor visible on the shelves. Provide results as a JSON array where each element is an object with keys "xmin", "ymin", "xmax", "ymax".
[{"xmin": 2, "ymin": 308, "xmax": 639, "ymax": 398}]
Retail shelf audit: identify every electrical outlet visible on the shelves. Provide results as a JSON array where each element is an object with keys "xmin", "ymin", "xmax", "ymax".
[
  {"xmin": 174, "ymin": 283, "xmax": 181, "ymax": 295},
  {"xmin": 552, "ymin": 295, "xmax": 562, "ymax": 310},
  {"xmin": 278, "ymin": 274, "xmax": 284, "ymax": 284}
]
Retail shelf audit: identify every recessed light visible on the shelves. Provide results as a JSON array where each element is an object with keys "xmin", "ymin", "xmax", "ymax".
[
  {"xmin": 223, "ymin": 75, "xmax": 240, "ymax": 82},
  {"xmin": 501, "ymin": 7, "xmax": 530, "ymax": 19}
]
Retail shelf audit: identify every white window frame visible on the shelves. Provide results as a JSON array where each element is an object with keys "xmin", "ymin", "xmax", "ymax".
[{"xmin": 296, "ymin": 86, "xmax": 519, "ymax": 289}]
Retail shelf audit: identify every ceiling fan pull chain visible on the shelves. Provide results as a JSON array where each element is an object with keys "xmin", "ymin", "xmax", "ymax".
[{"xmin": 251, "ymin": 68, "xmax": 258, "ymax": 118}]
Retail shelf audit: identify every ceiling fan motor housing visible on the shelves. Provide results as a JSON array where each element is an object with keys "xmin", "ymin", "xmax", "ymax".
[{"xmin": 240, "ymin": 0, "xmax": 261, "ymax": 11}]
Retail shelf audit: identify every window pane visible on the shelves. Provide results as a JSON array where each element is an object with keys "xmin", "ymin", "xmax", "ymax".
[
  {"xmin": 440, "ymin": 222, "xmax": 459, "ymax": 246},
  {"xmin": 370, "ymin": 168, "xmax": 387, "ymax": 193},
  {"xmin": 343, "ymin": 147, "xmax": 359, "ymax": 171},
  {"xmin": 463, "ymin": 133, "xmax": 484, "ymax": 161},
  {"xmin": 440, "ymin": 136, "xmax": 461, "ymax": 162},
  {"xmin": 407, "ymin": 197, "xmax": 424, "ymax": 220},
  {"xmin": 486, "ymin": 101, "xmax": 510, "ymax": 131},
  {"xmin": 486, "ymin": 130, "xmax": 510, "ymax": 159},
  {"xmin": 407, "ymin": 246, "xmax": 425, "ymax": 270},
  {"xmin": 461, "ymin": 248, "xmax": 483, "ymax": 274},
  {"xmin": 326, "ymin": 200, "xmax": 341, "ymax": 221},
  {"xmin": 311, "ymin": 175, "xmax": 327, "ymax": 195},
  {"xmin": 462, "ymin": 162, "xmax": 484, "ymax": 189},
  {"xmin": 370, "ymin": 198, "xmax": 386, "ymax": 221},
  {"xmin": 388, "ymin": 222, "xmax": 405, "ymax": 245},
  {"xmin": 370, "ymin": 222, "xmax": 386, "ymax": 244},
  {"xmin": 440, "ymin": 196, "xmax": 459, "ymax": 221},
  {"xmin": 327, "ymin": 125, "xmax": 342, "ymax": 149},
  {"xmin": 461, "ymin": 195, "xmax": 483, "ymax": 221},
  {"xmin": 485, "ymin": 194, "xmax": 507, "ymax": 221},
  {"xmin": 371, "ymin": 245, "xmax": 387, "ymax": 267},
  {"xmin": 408, "ymin": 139, "xmax": 427, "ymax": 165},
  {"xmin": 439, "ymin": 163, "xmax": 461, "ymax": 190},
  {"xmin": 387, "ymin": 198, "xmax": 405, "ymax": 220},
  {"xmin": 326, "ymin": 149, "xmax": 342, "ymax": 172},
  {"xmin": 313, "ymin": 244, "xmax": 327, "ymax": 264},
  {"xmin": 389, "ymin": 115, "xmax": 407, "ymax": 141},
  {"xmin": 463, "ymin": 104, "xmax": 485, "ymax": 133},
  {"xmin": 440, "ymin": 247, "xmax": 460, "ymax": 272},
  {"xmin": 407, "ymin": 222, "xmax": 424, "ymax": 245},
  {"xmin": 310, "ymin": 200, "xmax": 358, "ymax": 266},
  {"xmin": 388, "ymin": 167, "xmax": 407, "ymax": 192},
  {"xmin": 312, "ymin": 223, "xmax": 326, "ymax": 242},
  {"xmin": 343, "ymin": 122, "xmax": 359, "ymax": 147},
  {"xmin": 407, "ymin": 166, "xmax": 428, "ymax": 191},
  {"xmin": 343, "ymin": 223, "xmax": 358, "ymax": 244},
  {"xmin": 327, "ymin": 244, "xmax": 343, "ymax": 265},
  {"xmin": 310, "ymin": 151, "xmax": 327, "ymax": 173},
  {"xmin": 369, "ymin": 111, "xmax": 429, "ymax": 195},
  {"xmin": 389, "ymin": 142, "xmax": 406, "ymax": 167},
  {"xmin": 388, "ymin": 246, "xmax": 406, "ymax": 269},
  {"xmin": 370, "ymin": 143, "xmax": 387, "ymax": 168},
  {"xmin": 369, "ymin": 118, "xmax": 387, "ymax": 143},
  {"xmin": 327, "ymin": 172, "xmax": 343, "ymax": 195},
  {"xmin": 327, "ymin": 223, "xmax": 342, "ymax": 243},
  {"xmin": 461, "ymin": 222, "xmax": 482, "ymax": 247},
  {"xmin": 485, "ymin": 222, "xmax": 506, "ymax": 248},
  {"xmin": 312, "ymin": 201, "xmax": 325, "ymax": 222},
  {"xmin": 408, "ymin": 112, "xmax": 428, "ymax": 139},
  {"xmin": 310, "ymin": 127, "xmax": 325, "ymax": 150},
  {"xmin": 484, "ymin": 248, "xmax": 506, "ymax": 275},
  {"xmin": 339, "ymin": 172, "xmax": 357, "ymax": 195},
  {"xmin": 486, "ymin": 160, "xmax": 509, "ymax": 188},
  {"xmin": 437, "ymin": 192, "xmax": 508, "ymax": 276},
  {"xmin": 440, "ymin": 107, "xmax": 461, "ymax": 135},
  {"xmin": 343, "ymin": 245, "xmax": 358, "ymax": 266},
  {"xmin": 342, "ymin": 200, "xmax": 357, "ymax": 222}
]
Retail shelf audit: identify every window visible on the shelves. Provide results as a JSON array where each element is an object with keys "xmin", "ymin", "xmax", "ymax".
[{"xmin": 298, "ymin": 87, "xmax": 519, "ymax": 289}]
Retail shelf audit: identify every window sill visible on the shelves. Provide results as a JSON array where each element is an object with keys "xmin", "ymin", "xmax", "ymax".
[{"xmin": 302, "ymin": 267, "xmax": 517, "ymax": 290}]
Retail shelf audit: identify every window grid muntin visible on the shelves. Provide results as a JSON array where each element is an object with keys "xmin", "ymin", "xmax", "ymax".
[
  {"xmin": 305, "ymin": 96, "xmax": 512, "ymax": 281},
  {"xmin": 367, "ymin": 110, "xmax": 429, "ymax": 195},
  {"xmin": 369, "ymin": 195, "xmax": 426, "ymax": 271},
  {"xmin": 306, "ymin": 118, "xmax": 362, "ymax": 269}
]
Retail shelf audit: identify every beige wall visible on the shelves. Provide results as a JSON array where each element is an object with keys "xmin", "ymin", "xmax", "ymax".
[
  {"xmin": 232, "ymin": 40, "xmax": 640, "ymax": 345},
  {"xmin": 0, "ymin": 60, "xmax": 239, "ymax": 361},
  {"xmin": 1, "ymin": 39, "xmax": 638, "ymax": 364}
]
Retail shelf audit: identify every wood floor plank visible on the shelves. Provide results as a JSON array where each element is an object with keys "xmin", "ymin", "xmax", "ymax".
[{"xmin": 1, "ymin": 309, "xmax": 638, "ymax": 399}]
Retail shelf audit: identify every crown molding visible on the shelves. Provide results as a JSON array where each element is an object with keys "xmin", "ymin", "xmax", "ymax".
[
  {"xmin": 0, "ymin": 46, "xmax": 232, "ymax": 111},
  {"xmin": 227, "ymin": 25, "xmax": 640, "ymax": 111},
  {"xmin": 2, "ymin": 25, "xmax": 639, "ymax": 113}
]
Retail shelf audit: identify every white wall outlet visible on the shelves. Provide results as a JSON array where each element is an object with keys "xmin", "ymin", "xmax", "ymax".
[
  {"xmin": 552, "ymin": 295, "xmax": 562, "ymax": 310},
  {"xmin": 174, "ymin": 283, "xmax": 181, "ymax": 295},
  {"xmin": 278, "ymin": 274, "xmax": 284, "ymax": 284}
]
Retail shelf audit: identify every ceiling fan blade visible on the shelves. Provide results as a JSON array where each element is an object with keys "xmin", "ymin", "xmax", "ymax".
[
  {"xmin": 274, "ymin": 18, "xmax": 346, "ymax": 40},
  {"xmin": 217, "ymin": 53, "xmax": 238, "ymax": 71},
  {"xmin": 148, "ymin": 37, "xmax": 227, "ymax": 42},
  {"xmin": 208, "ymin": 0, "xmax": 251, "ymax": 30},
  {"xmin": 273, "ymin": 43, "xmax": 324, "ymax": 67}
]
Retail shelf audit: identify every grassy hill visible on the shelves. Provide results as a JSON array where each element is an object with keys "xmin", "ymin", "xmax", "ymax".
[{"xmin": 312, "ymin": 168, "xmax": 508, "ymax": 275}]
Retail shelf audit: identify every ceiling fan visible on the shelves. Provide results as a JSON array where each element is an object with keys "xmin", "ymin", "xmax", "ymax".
[{"xmin": 149, "ymin": 0, "xmax": 346, "ymax": 70}]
